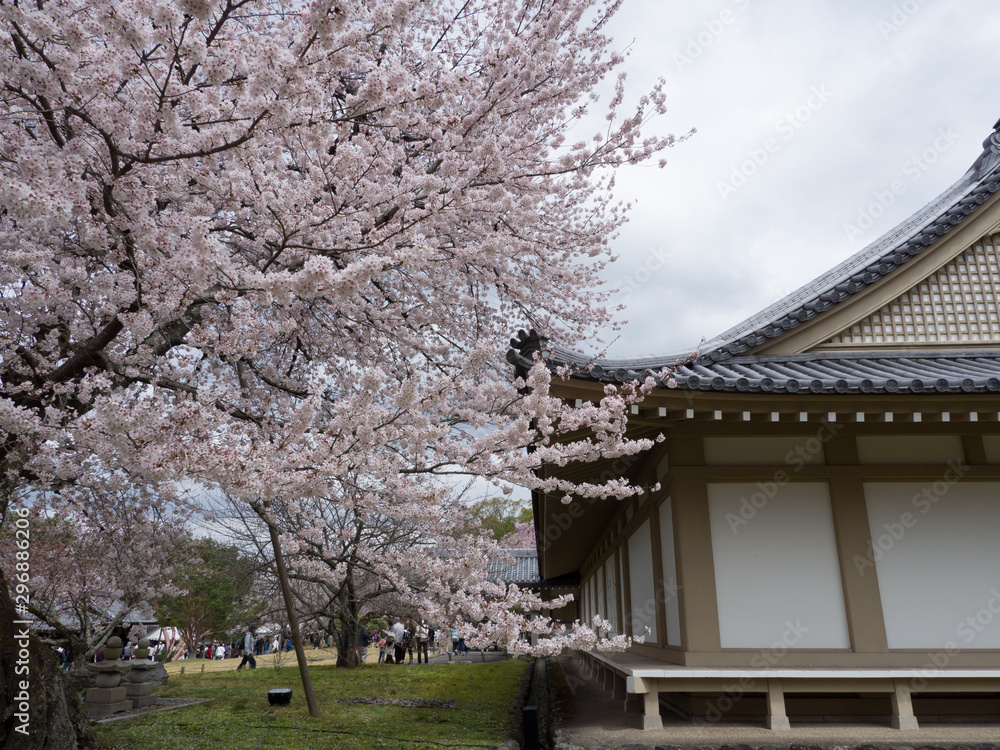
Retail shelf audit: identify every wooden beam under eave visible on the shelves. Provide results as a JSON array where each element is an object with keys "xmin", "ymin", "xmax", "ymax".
[
  {"xmin": 666, "ymin": 464, "xmax": 1000, "ymax": 481},
  {"xmin": 609, "ymin": 386, "xmax": 1000, "ymax": 417},
  {"xmin": 664, "ymin": 419, "xmax": 1000, "ymax": 438}
]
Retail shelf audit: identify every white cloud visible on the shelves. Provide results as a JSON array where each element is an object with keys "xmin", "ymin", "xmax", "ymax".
[{"xmin": 592, "ymin": 0, "xmax": 1000, "ymax": 357}]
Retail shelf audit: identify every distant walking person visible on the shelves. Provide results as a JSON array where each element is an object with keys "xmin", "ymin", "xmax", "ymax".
[
  {"xmin": 237, "ymin": 626, "xmax": 257, "ymax": 670},
  {"xmin": 355, "ymin": 623, "xmax": 370, "ymax": 664},
  {"xmin": 402, "ymin": 618, "xmax": 416, "ymax": 664},
  {"xmin": 390, "ymin": 618, "xmax": 406, "ymax": 665},
  {"xmin": 415, "ymin": 620, "xmax": 430, "ymax": 664}
]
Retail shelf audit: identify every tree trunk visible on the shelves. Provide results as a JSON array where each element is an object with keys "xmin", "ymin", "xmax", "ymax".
[
  {"xmin": 0, "ymin": 567, "xmax": 96, "ymax": 750},
  {"xmin": 333, "ymin": 617, "xmax": 360, "ymax": 667},
  {"xmin": 334, "ymin": 575, "xmax": 360, "ymax": 668},
  {"xmin": 267, "ymin": 522, "xmax": 319, "ymax": 717},
  {"xmin": 67, "ymin": 633, "xmax": 91, "ymax": 671}
]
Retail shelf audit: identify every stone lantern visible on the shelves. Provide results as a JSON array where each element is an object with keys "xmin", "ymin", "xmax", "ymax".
[
  {"xmin": 82, "ymin": 636, "xmax": 133, "ymax": 718},
  {"xmin": 123, "ymin": 637, "xmax": 159, "ymax": 708}
]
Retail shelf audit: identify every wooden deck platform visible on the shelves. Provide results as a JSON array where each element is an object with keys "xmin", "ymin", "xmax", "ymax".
[{"xmin": 579, "ymin": 649, "xmax": 1000, "ymax": 731}]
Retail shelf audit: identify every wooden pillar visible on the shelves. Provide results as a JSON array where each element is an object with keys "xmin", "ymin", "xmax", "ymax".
[
  {"xmin": 766, "ymin": 679, "xmax": 790, "ymax": 730},
  {"xmin": 890, "ymin": 679, "xmax": 919, "ymax": 730},
  {"xmin": 668, "ymin": 435, "xmax": 720, "ymax": 652},
  {"xmin": 612, "ymin": 673, "xmax": 626, "ymax": 702},
  {"xmin": 642, "ymin": 688, "xmax": 663, "ymax": 730},
  {"xmin": 672, "ymin": 477, "xmax": 721, "ymax": 652},
  {"xmin": 826, "ymin": 436, "xmax": 889, "ymax": 653},
  {"xmin": 962, "ymin": 434, "xmax": 987, "ymax": 465}
]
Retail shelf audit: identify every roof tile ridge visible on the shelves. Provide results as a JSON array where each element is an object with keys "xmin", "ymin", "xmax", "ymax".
[
  {"xmin": 507, "ymin": 122, "xmax": 1000, "ymax": 378},
  {"xmin": 697, "ymin": 121, "xmax": 1000, "ymax": 363}
]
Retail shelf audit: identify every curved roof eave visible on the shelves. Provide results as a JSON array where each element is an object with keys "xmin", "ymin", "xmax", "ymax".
[{"xmin": 507, "ymin": 120, "xmax": 1000, "ymax": 392}]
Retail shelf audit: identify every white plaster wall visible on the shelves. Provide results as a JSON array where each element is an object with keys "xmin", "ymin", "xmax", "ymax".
[
  {"xmin": 627, "ymin": 519, "xmax": 658, "ymax": 641},
  {"xmin": 708, "ymin": 482, "xmax": 851, "ymax": 649},
  {"xmin": 658, "ymin": 497, "xmax": 682, "ymax": 647},
  {"xmin": 857, "ymin": 435, "xmax": 964, "ymax": 465},
  {"xmin": 604, "ymin": 558, "xmax": 618, "ymax": 634},
  {"xmin": 704, "ymin": 436, "xmax": 824, "ymax": 466},
  {"xmin": 864, "ymin": 482, "xmax": 1000, "ymax": 649},
  {"xmin": 597, "ymin": 563, "xmax": 606, "ymax": 621}
]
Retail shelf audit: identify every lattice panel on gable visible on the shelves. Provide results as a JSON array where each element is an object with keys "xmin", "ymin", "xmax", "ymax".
[{"xmin": 825, "ymin": 235, "xmax": 1000, "ymax": 346}]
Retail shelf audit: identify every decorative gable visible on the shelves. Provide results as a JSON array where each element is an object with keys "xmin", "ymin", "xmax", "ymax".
[{"xmin": 819, "ymin": 234, "xmax": 1000, "ymax": 348}]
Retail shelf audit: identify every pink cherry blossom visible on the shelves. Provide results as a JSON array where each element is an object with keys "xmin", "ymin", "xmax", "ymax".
[{"xmin": 0, "ymin": 0, "xmax": 687, "ymax": 657}]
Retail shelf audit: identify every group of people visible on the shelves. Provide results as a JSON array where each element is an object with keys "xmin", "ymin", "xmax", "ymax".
[
  {"xmin": 189, "ymin": 632, "xmax": 295, "ymax": 662},
  {"xmin": 83, "ymin": 618, "xmax": 480, "ymax": 671},
  {"xmin": 194, "ymin": 641, "xmax": 235, "ymax": 660},
  {"xmin": 91, "ymin": 639, "xmax": 164, "ymax": 662},
  {"xmin": 360, "ymin": 616, "xmax": 472, "ymax": 664},
  {"xmin": 363, "ymin": 617, "xmax": 431, "ymax": 665}
]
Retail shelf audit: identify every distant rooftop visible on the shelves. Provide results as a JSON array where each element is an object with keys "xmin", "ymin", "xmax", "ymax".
[{"xmin": 486, "ymin": 548, "xmax": 579, "ymax": 587}]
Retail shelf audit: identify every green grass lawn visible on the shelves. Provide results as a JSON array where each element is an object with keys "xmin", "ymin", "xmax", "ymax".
[{"xmin": 94, "ymin": 659, "xmax": 527, "ymax": 750}]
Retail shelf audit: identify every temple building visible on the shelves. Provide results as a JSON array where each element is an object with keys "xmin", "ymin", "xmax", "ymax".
[{"xmin": 510, "ymin": 119, "xmax": 1000, "ymax": 730}]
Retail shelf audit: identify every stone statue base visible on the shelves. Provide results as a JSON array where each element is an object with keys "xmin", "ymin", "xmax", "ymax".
[{"xmin": 82, "ymin": 662, "xmax": 134, "ymax": 718}]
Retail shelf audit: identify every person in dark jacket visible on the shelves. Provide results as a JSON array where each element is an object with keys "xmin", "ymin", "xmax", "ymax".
[{"xmin": 237, "ymin": 626, "xmax": 257, "ymax": 670}]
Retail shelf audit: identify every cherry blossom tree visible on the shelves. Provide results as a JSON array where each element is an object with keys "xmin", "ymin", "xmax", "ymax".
[
  {"xmin": 498, "ymin": 520, "xmax": 536, "ymax": 548},
  {"xmin": 0, "ymin": 0, "xmax": 686, "ymax": 730},
  {"xmin": 0, "ymin": 474, "xmax": 191, "ymax": 668},
  {"xmin": 215, "ymin": 488, "xmax": 419, "ymax": 667}
]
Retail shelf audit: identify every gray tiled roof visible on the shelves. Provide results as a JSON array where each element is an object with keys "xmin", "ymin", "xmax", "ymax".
[
  {"xmin": 669, "ymin": 351, "xmax": 1000, "ymax": 395},
  {"xmin": 507, "ymin": 119, "xmax": 1000, "ymax": 393},
  {"xmin": 486, "ymin": 549, "xmax": 581, "ymax": 587},
  {"xmin": 486, "ymin": 548, "xmax": 541, "ymax": 585}
]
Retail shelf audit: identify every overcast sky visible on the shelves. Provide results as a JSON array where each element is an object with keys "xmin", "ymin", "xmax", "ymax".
[{"xmin": 585, "ymin": 0, "xmax": 1000, "ymax": 359}]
